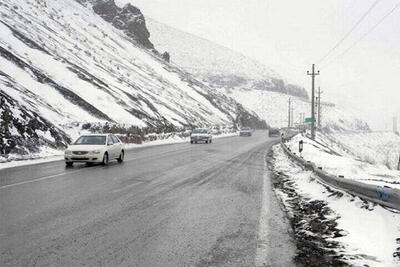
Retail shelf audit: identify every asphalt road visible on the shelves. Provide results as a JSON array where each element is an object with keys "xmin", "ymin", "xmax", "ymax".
[{"xmin": 0, "ymin": 131, "xmax": 295, "ymax": 266}]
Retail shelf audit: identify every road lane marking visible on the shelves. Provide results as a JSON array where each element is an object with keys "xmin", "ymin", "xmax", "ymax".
[{"xmin": 0, "ymin": 169, "xmax": 84, "ymax": 190}]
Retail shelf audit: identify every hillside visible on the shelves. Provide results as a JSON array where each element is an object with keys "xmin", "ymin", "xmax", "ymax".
[
  {"xmin": 223, "ymin": 88, "xmax": 369, "ymax": 131},
  {"xmin": 146, "ymin": 18, "xmax": 309, "ymax": 99},
  {"xmin": 145, "ymin": 18, "xmax": 369, "ymax": 132},
  {"xmin": 0, "ymin": 0, "xmax": 266, "ymax": 159}
]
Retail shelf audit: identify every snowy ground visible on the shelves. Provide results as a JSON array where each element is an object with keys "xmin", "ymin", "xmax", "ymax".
[
  {"xmin": 0, "ymin": 131, "xmax": 238, "ymax": 170},
  {"xmin": 269, "ymin": 145, "xmax": 400, "ymax": 266},
  {"xmin": 286, "ymin": 132, "xmax": 400, "ymax": 190},
  {"xmin": 329, "ymin": 131, "xmax": 400, "ymax": 170}
]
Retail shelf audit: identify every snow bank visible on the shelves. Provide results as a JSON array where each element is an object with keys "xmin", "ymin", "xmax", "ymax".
[
  {"xmin": 286, "ymin": 132, "xmax": 400, "ymax": 189},
  {"xmin": 271, "ymin": 145, "xmax": 400, "ymax": 266}
]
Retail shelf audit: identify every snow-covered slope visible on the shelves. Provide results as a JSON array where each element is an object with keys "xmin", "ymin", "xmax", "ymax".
[
  {"xmin": 0, "ymin": 0, "xmax": 266, "ymax": 158},
  {"xmin": 223, "ymin": 88, "xmax": 369, "ymax": 132},
  {"xmin": 146, "ymin": 18, "xmax": 309, "ymax": 99},
  {"xmin": 146, "ymin": 18, "xmax": 370, "ymax": 132},
  {"xmin": 328, "ymin": 131, "xmax": 400, "ymax": 170},
  {"xmin": 286, "ymin": 132, "xmax": 400, "ymax": 189}
]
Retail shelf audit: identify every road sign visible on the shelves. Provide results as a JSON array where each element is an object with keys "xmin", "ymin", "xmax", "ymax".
[{"xmin": 305, "ymin": 117, "xmax": 312, "ymax": 124}]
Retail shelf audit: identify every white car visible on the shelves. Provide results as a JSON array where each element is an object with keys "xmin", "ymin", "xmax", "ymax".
[
  {"xmin": 64, "ymin": 134, "xmax": 124, "ymax": 167},
  {"xmin": 190, "ymin": 128, "xmax": 212, "ymax": 144},
  {"xmin": 239, "ymin": 127, "xmax": 252, "ymax": 137}
]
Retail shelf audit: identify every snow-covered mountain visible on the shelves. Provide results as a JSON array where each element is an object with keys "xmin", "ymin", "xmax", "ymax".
[
  {"xmin": 146, "ymin": 18, "xmax": 309, "ymax": 99},
  {"xmin": 146, "ymin": 18, "xmax": 370, "ymax": 132},
  {"xmin": 0, "ymin": 0, "xmax": 267, "ymax": 157}
]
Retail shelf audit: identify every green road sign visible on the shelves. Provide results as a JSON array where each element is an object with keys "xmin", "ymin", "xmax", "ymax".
[{"xmin": 305, "ymin": 117, "xmax": 312, "ymax": 123}]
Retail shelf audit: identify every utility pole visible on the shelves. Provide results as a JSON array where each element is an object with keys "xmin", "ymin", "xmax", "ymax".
[
  {"xmin": 307, "ymin": 64, "xmax": 320, "ymax": 140},
  {"xmin": 288, "ymin": 98, "xmax": 291, "ymax": 128},
  {"xmin": 317, "ymin": 87, "xmax": 323, "ymax": 129},
  {"xmin": 291, "ymin": 105, "xmax": 294, "ymax": 128}
]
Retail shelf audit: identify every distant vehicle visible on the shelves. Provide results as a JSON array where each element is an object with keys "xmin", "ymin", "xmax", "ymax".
[
  {"xmin": 190, "ymin": 128, "xmax": 212, "ymax": 144},
  {"xmin": 269, "ymin": 128, "xmax": 280, "ymax": 137},
  {"xmin": 64, "ymin": 134, "xmax": 124, "ymax": 167},
  {"xmin": 239, "ymin": 127, "xmax": 252, "ymax": 137}
]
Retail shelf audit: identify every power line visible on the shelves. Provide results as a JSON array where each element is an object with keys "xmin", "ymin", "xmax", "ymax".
[
  {"xmin": 321, "ymin": 1, "xmax": 400, "ymax": 69},
  {"xmin": 317, "ymin": 0, "xmax": 383, "ymax": 64}
]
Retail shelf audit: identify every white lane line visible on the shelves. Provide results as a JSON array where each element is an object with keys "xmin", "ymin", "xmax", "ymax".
[
  {"xmin": 0, "ymin": 170, "xmax": 83, "ymax": 190},
  {"xmin": 255, "ymin": 153, "xmax": 272, "ymax": 266}
]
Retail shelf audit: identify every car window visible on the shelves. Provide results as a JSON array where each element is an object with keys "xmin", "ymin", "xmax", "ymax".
[
  {"xmin": 107, "ymin": 135, "xmax": 114, "ymax": 145},
  {"xmin": 192, "ymin": 129, "xmax": 208, "ymax": 134},
  {"xmin": 112, "ymin": 135, "xmax": 119, "ymax": 143},
  {"xmin": 74, "ymin": 136, "xmax": 106, "ymax": 145}
]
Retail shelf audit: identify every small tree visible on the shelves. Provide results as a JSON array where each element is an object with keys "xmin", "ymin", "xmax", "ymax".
[{"xmin": 162, "ymin": 51, "xmax": 170, "ymax": 63}]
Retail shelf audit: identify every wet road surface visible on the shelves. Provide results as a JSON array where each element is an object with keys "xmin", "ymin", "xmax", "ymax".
[{"xmin": 0, "ymin": 131, "xmax": 295, "ymax": 266}]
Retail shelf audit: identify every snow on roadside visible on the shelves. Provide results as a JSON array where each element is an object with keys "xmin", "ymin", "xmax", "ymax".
[
  {"xmin": 329, "ymin": 132, "xmax": 400, "ymax": 170},
  {"xmin": 0, "ymin": 131, "xmax": 238, "ymax": 170},
  {"xmin": 286, "ymin": 132, "xmax": 400, "ymax": 190},
  {"xmin": 270, "ymin": 144, "xmax": 400, "ymax": 266}
]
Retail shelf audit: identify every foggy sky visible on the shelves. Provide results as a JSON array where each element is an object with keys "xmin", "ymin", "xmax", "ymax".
[{"xmin": 117, "ymin": 0, "xmax": 400, "ymax": 130}]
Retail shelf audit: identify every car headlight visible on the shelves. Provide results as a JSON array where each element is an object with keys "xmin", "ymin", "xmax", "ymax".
[
  {"xmin": 90, "ymin": 150, "xmax": 101, "ymax": 154},
  {"xmin": 65, "ymin": 150, "xmax": 72, "ymax": 154}
]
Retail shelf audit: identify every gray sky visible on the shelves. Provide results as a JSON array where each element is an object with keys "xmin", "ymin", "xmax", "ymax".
[{"xmin": 117, "ymin": 0, "xmax": 400, "ymax": 130}]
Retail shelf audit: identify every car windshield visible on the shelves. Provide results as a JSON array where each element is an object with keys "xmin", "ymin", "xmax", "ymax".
[
  {"xmin": 192, "ymin": 129, "xmax": 208, "ymax": 134},
  {"xmin": 74, "ymin": 135, "xmax": 106, "ymax": 145}
]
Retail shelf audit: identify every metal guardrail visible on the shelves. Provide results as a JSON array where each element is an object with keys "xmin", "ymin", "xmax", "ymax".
[{"xmin": 280, "ymin": 141, "xmax": 400, "ymax": 211}]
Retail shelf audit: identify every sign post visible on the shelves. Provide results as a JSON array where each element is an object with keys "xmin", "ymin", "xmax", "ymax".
[{"xmin": 299, "ymin": 140, "xmax": 303, "ymax": 157}]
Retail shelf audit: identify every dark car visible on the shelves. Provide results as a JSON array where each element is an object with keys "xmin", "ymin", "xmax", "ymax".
[{"xmin": 268, "ymin": 128, "xmax": 280, "ymax": 137}]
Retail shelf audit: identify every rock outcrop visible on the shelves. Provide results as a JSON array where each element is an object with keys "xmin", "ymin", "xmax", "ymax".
[{"xmin": 92, "ymin": 0, "xmax": 154, "ymax": 49}]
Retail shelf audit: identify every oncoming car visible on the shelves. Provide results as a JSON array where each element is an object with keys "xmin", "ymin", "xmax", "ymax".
[
  {"xmin": 64, "ymin": 134, "xmax": 124, "ymax": 167},
  {"xmin": 190, "ymin": 128, "xmax": 212, "ymax": 144},
  {"xmin": 239, "ymin": 127, "xmax": 252, "ymax": 137}
]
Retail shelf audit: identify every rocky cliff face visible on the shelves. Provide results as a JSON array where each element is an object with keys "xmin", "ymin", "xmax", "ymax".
[
  {"xmin": 0, "ymin": 90, "xmax": 70, "ymax": 156},
  {"xmin": 91, "ymin": 0, "xmax": 154, "ymax": 49}
]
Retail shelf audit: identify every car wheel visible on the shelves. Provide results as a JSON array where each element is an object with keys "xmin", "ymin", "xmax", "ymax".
[
  {"xmin": 102, "ymin": 153, "xmax": 109, "ymax": 166},
  {"xmin": 209, "ymin": 139, "xmax": 212, "ymax": 143},
  {"xmin": 65, "ymin": 162, "xmax": 73, "ymax": 167},
  {"xmin": 117, "ymin": 150, "xmax": 124, "ymax": 163},
  {"xmin": 195, "ymin": 141, "xmax": 198, "ymax": 144},
  {"xmin": 205, "ymin": 140, "xmax": 208, "ymax": 144},
  {"xmin": 190, "ymin": 140, "xmax": 193, "ymax": 144}
]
